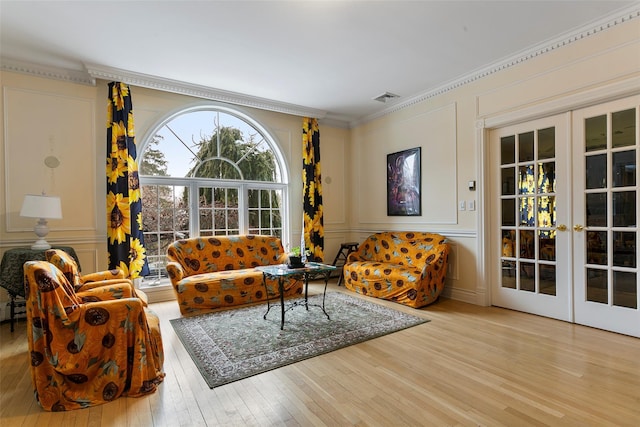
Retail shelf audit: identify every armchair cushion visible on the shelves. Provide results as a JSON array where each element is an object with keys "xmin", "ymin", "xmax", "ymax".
[{"xmin": 23, "ymin": 261, "xmax": 164, "ymax": 411}]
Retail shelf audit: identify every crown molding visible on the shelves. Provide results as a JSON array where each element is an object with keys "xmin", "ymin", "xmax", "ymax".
[
  {"xmin": 2, "ymin": 4, "xmax": 638, "ymax": 129},
  {"xmin": 0, "ymin": 57, "xmax": 96, "ymax": 86},
  {"xmin": 84, "ymin": 64, "xmax": 327, "ymax": 120},
  {"xmin": 350, "ymin": 4, "xmax": 640, "ymax": 128}
]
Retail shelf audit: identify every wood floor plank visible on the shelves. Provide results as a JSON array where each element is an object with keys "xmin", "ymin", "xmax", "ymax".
[{"xmin": 2, "ymin": 282, "xmax": 639, "ymax": 426}]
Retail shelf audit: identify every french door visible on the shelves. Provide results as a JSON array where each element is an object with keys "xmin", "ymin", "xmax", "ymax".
[
  {"xmin": 491, "ymin": 114, "xmax": 571, "ymax": 321},
  {"xmin": 490, "ymin": 95, "xmax": 640, "ymax": 337},
  {"xmin": 572, "ymin": 96, "xmax": 639, "ymax": 337}
]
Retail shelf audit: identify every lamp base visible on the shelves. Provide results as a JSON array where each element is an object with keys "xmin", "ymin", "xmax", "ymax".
[
  {"xmin": 31, "ymin": 239, "xmax": 52, "ymax": 250},
  {"xmin": 31, "ymin": 218, "xmax": 51, "ymax": 250}
]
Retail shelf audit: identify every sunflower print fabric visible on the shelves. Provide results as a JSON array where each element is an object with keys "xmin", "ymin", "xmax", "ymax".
[
  {"xmin": 343, "ymin": 232, "xmax": 450, "ymax": 308},
  {"xmin": 45, "ymin": 249, "xmax": 148, "ymax": 305},
  {"xmin": 106, "ymin": 82, "xmax": 149, "ymax": 279},
  {"xmin": 23, "ymin": 261, "xmax": 164, "ymax": 411},
  {"xmin": 166, "ymin": 235, "xmax": 303, "ymax": 315},
  {"xmin": 302, "ymin": 117, "xmax": 324, "ymax": 261}
]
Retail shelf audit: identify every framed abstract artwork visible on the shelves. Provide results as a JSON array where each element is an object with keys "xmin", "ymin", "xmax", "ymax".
[{"xmin": 387, "ymin": 147, "xmax": 421, "ymax": 216}]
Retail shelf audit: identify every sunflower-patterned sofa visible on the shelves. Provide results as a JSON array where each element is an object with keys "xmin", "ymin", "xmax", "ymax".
[
  {"xmin": 343, "ymin": 232, "xmax": 450, "ymax": 308},
  {"xmin": 23, "ymin": 261, "xmax": 164, "ymax": 411},
  {"xmin": 166, "ymin": 235, "xmax": 303, "ymax": 315}
]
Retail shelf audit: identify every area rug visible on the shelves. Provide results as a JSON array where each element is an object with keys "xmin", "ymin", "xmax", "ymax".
[{"xmin": 170, "ymin": 291, "xmax": 429, "ymax": 388}]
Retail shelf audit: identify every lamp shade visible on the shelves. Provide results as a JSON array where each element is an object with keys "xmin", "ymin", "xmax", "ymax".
[{"xmin": 20, "ymin": 194, "xmax": 63, "ymax": 219}]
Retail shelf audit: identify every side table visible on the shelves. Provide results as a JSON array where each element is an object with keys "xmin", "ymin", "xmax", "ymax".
[{"xmin": 0, "ymin": 246, "xmax": 80, "ymax": 332}]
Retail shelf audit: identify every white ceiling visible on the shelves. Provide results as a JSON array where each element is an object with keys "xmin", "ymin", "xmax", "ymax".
[{"xmin": 1, "ymin": 1, "xmax": 638, "ymax": 125}]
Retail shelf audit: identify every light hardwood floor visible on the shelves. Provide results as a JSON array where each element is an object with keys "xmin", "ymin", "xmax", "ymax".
[{"xmin": 2, "ymin": 282, "xmax": 639, "ymax": 426}]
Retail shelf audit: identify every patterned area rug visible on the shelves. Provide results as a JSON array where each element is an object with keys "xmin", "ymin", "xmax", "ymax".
[{"xmin": 170, "ymin": 291, "xmax": 429, "ymax": 388}]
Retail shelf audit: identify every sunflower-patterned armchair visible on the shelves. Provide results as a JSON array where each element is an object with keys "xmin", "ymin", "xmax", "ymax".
[
  {"xmin": 343, "ymin": 232, "xmax": 450, "ymax": 308},
  {"xmin": 23, "ymin": 261, "xmax": 164, "ymax": 411},
  {"xmin": 45, "ymin": 249, "xmax": 148, "ymax": 305}
]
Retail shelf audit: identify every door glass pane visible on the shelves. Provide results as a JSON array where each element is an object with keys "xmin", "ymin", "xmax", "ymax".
[
  {"xmin": 538, "ymin": 162, "xmax": 555, "ymax": 193},
  {"xmin": 502, "ymin": 167, "xmax": 516, "ymax": 195},
  {"xmin": 539, "ymin": 264, "xmax": 556, "ymax": 295},
  {"xmin": 520, "ymin": 230, "xmax": 535, "ymax": 259},
  {"xmin": 539, "ymin": 230, "xmax": 556, "ymax": 261},
  {"xmin": 502, "ymin": 199, "xmax": 516, "ymax": 226},
  {"xmin": 585, "ymin": 115, "xmax": 607, "ymax": 151},
  {"xmin": 520, "ymin": 262, "xmax": 535, "ymax": 291},
  {"xmin": 613, "ymin": 271, "xmax": 637, "ymax": 309},
  {"xmin": 613, "ymin": 191, "xmax": 636, "ymax": 227},
  {"xmin": 538, "ymin": 127, "xmax": 555, "ymax": 160},
  {"xmin": 586, "ymin": 154, "xmax": 607, "ymax": 189},
  {"xmin": 519, "ymin": 165, "xmax": 535, "ymax": 194},
  {"xmin": 586, "ymin": 268, "xmax": 608, "ymax": 303},
  {"xmin": 519, "ymin": 131, "xmax": 534, "ymax": 162},
  {"xmin": 519, "ymin": 197, "xmax": 535, "ymax": 226},
  {"xmin": 586, "ymin": 193, "xmax": 607, "ymax": 227},
  {"xmin": 612, "ymin": 108, "xmax": 636, "ymax": 148},
  {"xmin": 612, "ymin": 150, "xmax": 636, "ymax": 187},
  {"xmin": 501, "ymin": 135, "xmax": 515, "ymax": 165},
  {"xmin": 613, "ymin": 231, "xmax": 636, "ymax": 268},
  {"xmin": 538, "ymin": 196, "xmax": 555, "ymax": 227},
  {"xmin": 502, "ymin": 261, "xmax": 516, "ymax": 288},
  {"xmin": 502, "ymin": 230, "xmax": 516, "ymax": 257},
  {"xmin": 587, "ymin": 231, "xmax": 607, "ymax": 265}
]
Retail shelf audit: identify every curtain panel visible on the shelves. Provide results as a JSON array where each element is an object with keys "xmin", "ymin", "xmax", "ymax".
[
  {"xmin": 106, "ymin": 82, "xmax": 149, "ymax": 278},
  {"xmin": 302, "ymin": 117, "xmax": 324, "ymax": 261}
]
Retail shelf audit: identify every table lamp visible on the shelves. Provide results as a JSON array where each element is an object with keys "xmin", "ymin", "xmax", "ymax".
[{"xmin": 20, "ymin": 194, "xmax": 63, "ymax": 250}]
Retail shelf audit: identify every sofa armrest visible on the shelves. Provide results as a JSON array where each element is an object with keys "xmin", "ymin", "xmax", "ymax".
[
  {"xmin": 166, "ymin": 261, "xmax": 185, "ymax": 283},
  {"xmin": 347, "ymin": 252, "xmax": 366, "ymax": 263}
]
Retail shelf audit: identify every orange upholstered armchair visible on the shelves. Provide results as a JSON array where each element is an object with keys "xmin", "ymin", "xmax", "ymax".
[
  {"xmin": 45, "ymin": 249, "xmax": 148, "ymax": 305},
  {"xmin": 23, "ymin": 261, "xmax": 164, "ymax": 411}
]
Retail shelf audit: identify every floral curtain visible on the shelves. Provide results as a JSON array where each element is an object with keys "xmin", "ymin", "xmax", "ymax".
[
  {"xmin": 302, "ymin": 117, "xmax": 324, "ymax": 261},
  {"xmin": 106, "ymin": 82, "xmax": 149, "ymax": 278}
]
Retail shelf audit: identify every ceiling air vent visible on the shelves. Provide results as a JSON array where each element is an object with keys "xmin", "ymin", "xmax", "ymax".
[{"xmin": 373, "ymin": 92, "xmax": 400, "ymax": 103}]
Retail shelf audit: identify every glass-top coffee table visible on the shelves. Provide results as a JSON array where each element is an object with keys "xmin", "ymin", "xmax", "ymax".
[{"xmin": 256, "ymin": 262, "xmax": 336, "ymax": 330}]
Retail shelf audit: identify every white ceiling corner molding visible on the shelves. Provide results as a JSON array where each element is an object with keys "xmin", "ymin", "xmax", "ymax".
[
  {"xmin": 351, "ymin": 4, "xmax": 640, "ymax": 128},
  {"xmin": 0, "ymin": 57, "xmax": 96, "ymax": 86},
  {"xmin": 85, "ymin": 64, "xmax": 327, "ymax": 120}
]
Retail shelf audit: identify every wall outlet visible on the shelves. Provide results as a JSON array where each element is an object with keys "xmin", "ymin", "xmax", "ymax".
[{"xmin": 459, "ymin": 200, "xmax": 466, "ymax": 211}]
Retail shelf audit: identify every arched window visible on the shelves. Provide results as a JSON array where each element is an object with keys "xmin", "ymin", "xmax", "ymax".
[{"xmin": 138, "ymin": 106, "xmax": 289, "ymax": 286}]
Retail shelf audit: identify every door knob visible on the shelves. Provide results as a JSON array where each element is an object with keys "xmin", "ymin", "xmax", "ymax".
[
  {"xmin": 573, "ymin": 224, "xmax": 584, "ymax": 232},
  {"xmin": 557, "ymin": 224, "xmax": 567, "ymax": 231}
]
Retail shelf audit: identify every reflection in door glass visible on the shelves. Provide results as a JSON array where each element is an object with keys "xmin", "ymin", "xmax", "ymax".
[
  {"xmin": 539, "ymin": 264, "xmax": 556, "ymax": 295},
  {"xmin": 613, "ymin": 231, "xmax": 636, "ymax": 268},
  {"xmin": 519, "ymin": 131, "xmax": 534, "ymax": 162},
  {"xmin": 586, "ymin": 193, "xmax": 607, "ymax": 227},
  {"xmin": 502, "ymin": 199, "xmax": 516, "ymax": 226},
  {"xmin": 612, "ymin": 150, "xmax": 636, "ymax": 187},
  {"xmin": 586, "ymin": 154, "xmax": 607, "ymax": 189},
  {"xmin": 538, "ymin": 127, "xmax": 555, "ymax": 159},
  {"xmin": 613, "ymin": 191, "xmax": 636, "ymax": 227},
  {"xmin": 586, "ymin": 268, "xmax": 608, "ymax": 303},
  {"xmin": 587, "ymin": 231, "xmax": 607, "ymax": 265},
  {"xmin": 612, "ymin": 108, "xmax": 636, "ymax": 148},
  {"xmin": 585, "ymin": 115, "xmax": 607, "ymax": 151},
  {"xmin": 613, "ymin": 271, "xmax": 637, "ymax": 309},
  {"xmin": 501, "ymin": 135, "xmax": 515, "ymax": 165}
]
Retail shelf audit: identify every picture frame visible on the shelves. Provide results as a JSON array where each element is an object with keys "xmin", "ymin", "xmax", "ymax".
[{"xmin": 387, "ymin": 147, "xmax": 421, "ymax": 216}]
